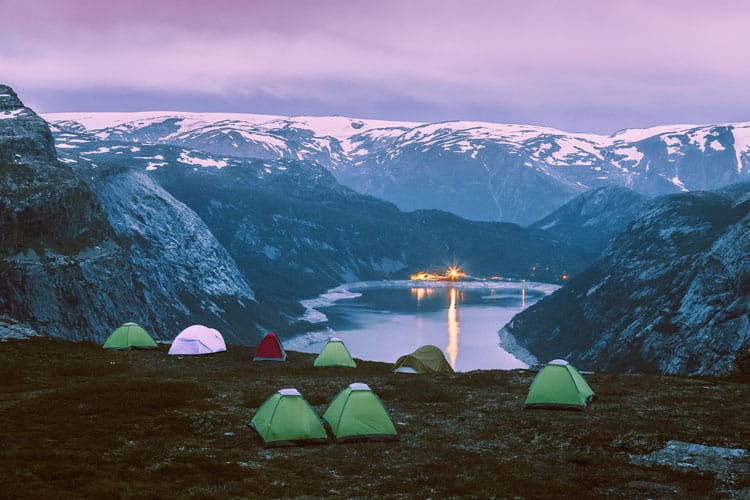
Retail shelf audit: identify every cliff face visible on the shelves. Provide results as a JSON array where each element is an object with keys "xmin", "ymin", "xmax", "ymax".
[
  {"xmin": 502, "ymin": 184, "xmax": 750, "ymax": 375},
  {"xmin": 0, "ymin": 85, "xmax": 149, "ymax": 341},
  {"xmin": 69, "ymin": 163, "xmax": 262, "ymax": 343},
  {"xmin": 0, "ymin": 85, "xmax": 261, "ymax": 343}
]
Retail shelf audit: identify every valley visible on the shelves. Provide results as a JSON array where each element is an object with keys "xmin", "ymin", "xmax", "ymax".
[
  {"xmin": 2, "ymin": 83, "xmax": 748, "ymax": 377},
  {"xmin": 46, "ymin": 111, "xmax": 750, "ymax": 224}
]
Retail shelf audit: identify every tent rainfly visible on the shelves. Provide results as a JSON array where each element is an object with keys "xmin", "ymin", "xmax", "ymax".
[
  {"xmin": 103, "ymin": 323, "xmax": 157, "ymax": 350},
  {"xmin": 253, "ymin": 333, "xmax": 287, "ymax": 362},
  {"xmin": 323, "ymin": 383, "xmax": 398, "ymax": 442},
  {"xmin": 391, "ymin": 345, "xmax": 454, "ymax": 374},
  {"xmin": 168, "ymin": 325, "xmax": 226, "ymax": 355},
  {"xmin": 523, "ymin": 359, "xmax": 595, "ymax": 410},
  {"xmin": 250, "ymin": 388, "xmax": 328, "ymax": 447},
  {"xmin": 314, "ymin": 337, "xmax": 357, "ymax": 368}
]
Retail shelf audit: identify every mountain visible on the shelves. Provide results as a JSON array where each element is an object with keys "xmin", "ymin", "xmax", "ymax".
[
  {"xmin": 70, "ymin": 163, "xmax": 265, "ymax": 343},
  {"xmin": 47, "ymin": 125, "xmax": 596, "ymax": 325},
  {"xmin": 529, "ymin": 186, "xmax": 651, "ymax": 254},
  {"xmin": 46, "ymin": 112, "xmax": 750, "ymax": 225},
  {"xmin": 500, "ymin": 183, "xmax": 750, "ymax": 375},
  {"xmin": 0, "ymin": 87, "xmax": 598, "ymax": 345},
  {"xmin": 0, "ymin": 85, "xmax": 146, "ymax": 342},
  {"xmin": 0, "ymin": 85, "xmax": 267, "ymax": 343}
]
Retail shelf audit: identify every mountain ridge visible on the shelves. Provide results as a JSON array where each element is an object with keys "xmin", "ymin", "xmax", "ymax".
[
  {"xmin": 500, "ymin": 182, "xmax": 750, "ymax": 375},
  {"xmin": 46, "ymin": 111, "xmax": 750, "ymax": 225},
  {"xmin": 0, "ymin": 84, "xmax": 598, "ymax": 346}
]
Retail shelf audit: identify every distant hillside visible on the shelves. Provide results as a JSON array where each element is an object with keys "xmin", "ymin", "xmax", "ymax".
[
  {"xmin": 529, "ymin": 186, "xmax": 651, "ymax": 254},
  {"xmin": 501, "ymin": 183, "xmax": 750, "ymax": 375},
  {"xmin": 62, "ymin": 134, "xmax": 595, "ymax": 318},
  {"xmin": 47, "ymin": 111, "xmax": 750, "ymax": 224}
]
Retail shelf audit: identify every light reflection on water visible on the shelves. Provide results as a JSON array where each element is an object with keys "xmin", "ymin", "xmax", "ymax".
[
  {"xmin": 446, "ymin": 288, "xmax": 459, "ymax": 368},
  {"xmin": 290, "ymin": 282, "xmax": 548, "ymax": 372}
]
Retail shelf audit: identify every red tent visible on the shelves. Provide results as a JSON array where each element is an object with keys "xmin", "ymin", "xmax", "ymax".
[{"xmin": 253, "ymin": 333, "xmax": 287, "ymax": 362}]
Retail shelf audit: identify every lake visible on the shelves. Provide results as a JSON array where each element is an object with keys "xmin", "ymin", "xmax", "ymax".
[{"xmin": 286, "ymin": 280, "xmax": 556, "ymax": 372}]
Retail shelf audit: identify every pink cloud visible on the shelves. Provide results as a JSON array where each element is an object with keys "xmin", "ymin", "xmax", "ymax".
[{"xmin": 2, "ymin": 0, "xmax": 749, "ymax": 132}]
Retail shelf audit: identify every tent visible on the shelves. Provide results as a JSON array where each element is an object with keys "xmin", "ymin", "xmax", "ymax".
[
  {"xmin": 103, "ymin": 323, "xmax": 157, "ymax": 350},
  {"xmin": 391, "ymin": 345, "xmax": 454, "ymax": 374},
  {"xmin": 253, "ymin": 333, "xmax": 287, "ymax": 362},
  {"xmin": 168, "ymin": 325, "xmax": 226, "ymax": 355},
  {"xmin": 523, "ymin": 359, "xmax": 595, "ymax": 410},
  {"xmin": 323, "ymin": 383, "xmax": 398, "ymax": 442},
  {"xmin": 249, "ymin": 388, "xmax": 328, "ymax": 447},
  {"xmin": 314, "ymin": 337, "xmax": 357, "ymax": 368}
]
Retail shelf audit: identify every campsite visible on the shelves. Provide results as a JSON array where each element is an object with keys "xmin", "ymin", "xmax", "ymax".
[{"xmin": 1, "ymin": 337, "xmax": 748, "ymax": 498}]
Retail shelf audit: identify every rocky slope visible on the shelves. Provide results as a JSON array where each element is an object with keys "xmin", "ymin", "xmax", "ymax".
[
  {"xmin": 46, "ymin": 112, "xmax": 750, "ymax": 224},
  {"xmin": 529, "ymin": 186, "xmax": 652, "ymax": 254},
  {"xmin": 501, "ymin": 183, "xmax": 750, "ymax": 374},
  {"xmin": 0, "ymin": 85, "xmax": 147, "ymax": 341},
  {"xmin": 0, "ymin": 85, "xmax": 265, "ymax": 343},
  {"xmin": 70, "ymin": 163, "xmax": 263, "ymax": 343}
]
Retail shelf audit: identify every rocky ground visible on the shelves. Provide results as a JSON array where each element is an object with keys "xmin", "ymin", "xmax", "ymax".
[{"xmin": 1, "ymin": 338, "xmax": 748, "ymax": 498}]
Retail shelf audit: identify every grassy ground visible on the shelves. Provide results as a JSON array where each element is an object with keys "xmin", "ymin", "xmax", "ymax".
[{"xmin": 1, "ymin": 338, "xmax": 748, "ymax": 499}]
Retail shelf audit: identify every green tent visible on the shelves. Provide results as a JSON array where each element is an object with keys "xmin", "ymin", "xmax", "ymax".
[
  {"xmin": 391, "ymin": 345, "xmax": 454, "ymax": 374},
  {"xmin": 523, "ymin": 359, "xmax": 595, "ymax": 410},
  {"xmin": 323, "ymin": 383, "xmax": 398, "ymax": 442},
  {"xmin": 313, "ymin": 337, "xmax": 357, "ymax": 368},
  {"xmin": 250, "ymin": 388, "xmax": 328, "ymax": 447},
  {"xmin": 103, "ymin": 323, "xmax": 157, "ymax": 350}
]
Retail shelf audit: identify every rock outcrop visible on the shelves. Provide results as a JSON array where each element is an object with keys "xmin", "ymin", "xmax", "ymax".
[
  {"xmin": 529, "ymin": 186, "xmax": 651, "ymax": 254},
  {"xmin": 0, "ymin": 85, "xmax": 150, "ymax": 341},
  {"xmin": 501, "ymin": 183, "xmax": 750, "ymax": 374},
  {"xmin": 0, "ymin": 85, "xmax": 261, "ymax": 342}
]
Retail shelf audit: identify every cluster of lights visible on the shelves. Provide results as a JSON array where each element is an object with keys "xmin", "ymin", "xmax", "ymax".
[
  {"xmin": 410, "ymin": 266, "xmax": 569, "ymax": 282},
  {"xmin": 410, "ymin": 266, "xmax": 466, "ymax": 281}
]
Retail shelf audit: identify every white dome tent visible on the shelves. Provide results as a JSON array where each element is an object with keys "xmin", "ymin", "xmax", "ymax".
[{"xmin": 168, "ymin": 325, "xmax": 227, "ymax": 355}]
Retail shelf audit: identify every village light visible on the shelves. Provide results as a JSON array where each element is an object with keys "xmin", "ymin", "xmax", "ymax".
[
  {"xmin": 410, "ymin": 266, "xmax": 466, "ymax": 281},
  {"xmin": 447, "ymin": 266, "xmax": 464, "ymax": 280}
]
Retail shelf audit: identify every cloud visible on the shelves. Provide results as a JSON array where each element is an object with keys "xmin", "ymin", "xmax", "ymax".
[{"xmin": 2, "ymin": 0, "xmax": 750, "ymax": 131}]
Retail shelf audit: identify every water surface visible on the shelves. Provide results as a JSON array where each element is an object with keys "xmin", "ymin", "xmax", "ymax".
[{"xmin": 287, "ymin": 281, "xmax": 554, "ymax": 372}]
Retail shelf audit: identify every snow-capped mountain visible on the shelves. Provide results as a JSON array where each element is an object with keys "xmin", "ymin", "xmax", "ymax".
[
  {"xmin": 0, "ymin": 89, "xmax": 593, "ymax": 344},
  {"xmin": 49, "ymin": 125, "xmax": 595, "ymax": 306},
  {"xmin": 500, "ymin": 182, "xmax": 750, "ymax": 375},
  {"xmin": 8, "ymin": 85, "xmax": 748, "ymax": 371},
  {"xmin": 46, "ymin": 112, "xmax": 750, "ymax": 225}
]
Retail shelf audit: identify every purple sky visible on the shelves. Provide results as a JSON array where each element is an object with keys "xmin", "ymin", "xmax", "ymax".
[{"xmin": 2, "ymin": 0, "xmax": 749, "ymax": 133}]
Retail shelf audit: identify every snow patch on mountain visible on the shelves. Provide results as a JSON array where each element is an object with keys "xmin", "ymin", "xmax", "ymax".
[
  {"xmin": 732, "ymin": 124, "xmax": 750, "ymax": 174},
  {"xmin": 178, "ymin": 151, "xmax": 228, "ymax": 169},
  {"xmin": 45, "ymin": 112, "xmax": 750, "ymax": 224},
  {"xmin": 0, "ymin": 108, "xmax": 24, "ymax": 120},
  {"xmin": 611, "ymin": 124, "xmax": 701, "ymax": 143}
]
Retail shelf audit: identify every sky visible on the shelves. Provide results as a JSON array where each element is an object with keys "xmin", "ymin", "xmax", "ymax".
[{"xmin": 2, "ymin": 0, "xmax": 749, "ymax": 134}]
